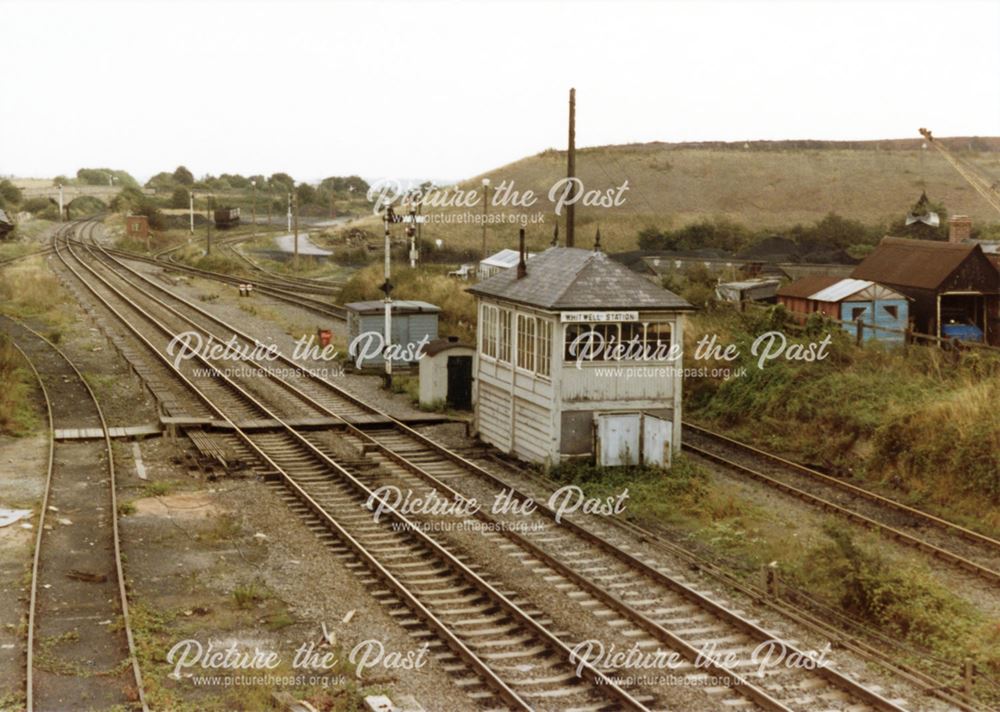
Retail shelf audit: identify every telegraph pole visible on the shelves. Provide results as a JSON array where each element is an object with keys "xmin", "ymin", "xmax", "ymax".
[
  {"xmin": 189, "ymin": 191, "xmax": 194, "ymax": 235},
  {"xmin": 481, "ymin": 178, "xmax": 490, "ymax": 259},
  {"xmin": 566, "ymin": 87, "xmax": 576, "ymax": 247}
]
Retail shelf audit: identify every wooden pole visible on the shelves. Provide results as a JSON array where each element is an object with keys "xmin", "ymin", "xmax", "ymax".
[{"xmin": 566, "ymin": 87, "xmax": 576, "ymax": 248}]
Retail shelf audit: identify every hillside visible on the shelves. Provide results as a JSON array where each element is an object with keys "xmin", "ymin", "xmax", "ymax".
[{"xmin": 353, "ymin": 137, "xmax": 1000, "ymax": 255}]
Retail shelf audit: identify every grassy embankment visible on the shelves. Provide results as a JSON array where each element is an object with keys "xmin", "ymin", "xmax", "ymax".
[{"xmin": 0, "ymin": 254, "xmax": 76, "ymax": 435}]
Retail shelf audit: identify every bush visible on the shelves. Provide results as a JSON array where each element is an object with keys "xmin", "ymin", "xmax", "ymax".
[
  {"xmin": 0, "ymin": 180, "xmax": 22, "ymax": 206},
  {"xmin": 170, "ymin": 187, "xmax": 190, "ymax": 209}
]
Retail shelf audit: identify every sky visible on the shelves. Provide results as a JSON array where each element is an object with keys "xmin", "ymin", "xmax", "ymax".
[{"xmin": 2, "ymin": 0, "xmax": 999, "ymax": 184}]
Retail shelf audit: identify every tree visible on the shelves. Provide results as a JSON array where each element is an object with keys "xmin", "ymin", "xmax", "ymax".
[
  {"xmin": 144, "ymin": 172, "xmax": 176, "ymax": 192},
  {"xmin": 220, "ymin": 173, "xmax": 250, "ymax": 189},
  {"xmin": 172, "ymin": 165, "xmax": 194, "ymax": 186},
  {"xmin": 75, "ymin": 168, "xmax": 138, "ymax": 188},
  {"xmin": 170, "ymin": 187, "xmax": 190, "ymax": 209},
  {"xmin": 269, "ymin": 173, "xmax": 295, "ymax": 192},
  {"xmin": 296, "ymin": 183, "xmax": 317, "ymax": 205}
]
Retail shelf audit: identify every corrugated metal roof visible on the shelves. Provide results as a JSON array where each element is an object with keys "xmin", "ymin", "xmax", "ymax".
[
  {"xmin": 345, "ymin": 300, "xmax": 441, "ymax": 315},
  {"xmin": 851, "ymin": 236, "xmax": 982, "ymax": 289},
  {"xmin": 809, "ymin": 278, "xmax": 874, "ymax": 302},
  {"xmin": 480, "ymin": 249, "xmax": 531, "ymax": 268},
  {"xmin": 776, "ymin": 275, "xmax": 840, "ymax": 299},
  {"xmin": 468, "ymin": 247, "xmax": 693, "ymax": 311}
]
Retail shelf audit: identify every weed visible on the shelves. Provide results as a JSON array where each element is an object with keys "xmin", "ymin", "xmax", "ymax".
[{"xmin": 232, "ymin": 582, "xmax": 265, "ymax": 609}]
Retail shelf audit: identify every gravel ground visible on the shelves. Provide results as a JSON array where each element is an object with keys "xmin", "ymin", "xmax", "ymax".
[{"xmin": 0, "ymin": 433, "xmax": 47, "ymax": 707}]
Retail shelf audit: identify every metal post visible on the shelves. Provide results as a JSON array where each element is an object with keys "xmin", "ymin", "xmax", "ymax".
[
  {"xmin": 566, "ymin": 87, "xmax": 576, "ymax": 247},
  {"xmin": 293, "ymin": 192, "xmax": 299, "ymax": 266},
  {"xmin": 408, "ymin": 203, "xmax": 417, "ymax": 268},
  {"xmin": 383, "ymin": 210, "xmax": 393, "ymax": 388},
  {"xmin": 189, "ymin": 191, "xmax": 194, "ymax": 235},
  {"xmin": 251, "ymin": 180, "xmax": 257, "ymax": 236}
]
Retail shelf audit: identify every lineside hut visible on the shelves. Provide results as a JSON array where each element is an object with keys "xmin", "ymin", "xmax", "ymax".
[
  {"xmin": 468, "ymin": 235, "xmax": 694, "ymax": 469},
  {"xmin": 851, "ymin": 237, "xmax": 1000, "ymax": 345},
  {"xmin": 777, "ymin": 277, "xmax": 910, "ymax": 343}
]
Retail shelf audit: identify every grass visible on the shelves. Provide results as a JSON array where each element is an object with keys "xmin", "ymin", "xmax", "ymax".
[
  {"xmin": 683, "ymin": 305, "xmax": 1000, "ymax": 532},
  {"xmin": 348, "ymin": 140, "xmax": 1000, "ymax": 254},
  {"xmin": 0, "ymin": 336, "xmax": 40, "ymax": 436},
  {"xmin": 142, "ymin": 480, "xmax": 176, "ymax": 497},
  {"xmin": 339, "ymin": 262, "xmax": 477, "ymax": 342},
  {"xmin": 232, "ymin": 582, "xmax": 265, "ymax": 609},
  {"xmin": 0, "ymin": 256, "xmax": 75, "ymax": 328}
]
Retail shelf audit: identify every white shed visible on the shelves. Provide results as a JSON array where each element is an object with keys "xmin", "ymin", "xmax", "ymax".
[
  {"xmin": 478, "ymin": 248, "xmax": 536, "ymax": 280},
  {"xmin": 468, "ymin": 245, "xmax": 694, "ymax": 468},
  {"xmin": 419, "ymin": 337, "xmax": 476, "ymax": 410}
]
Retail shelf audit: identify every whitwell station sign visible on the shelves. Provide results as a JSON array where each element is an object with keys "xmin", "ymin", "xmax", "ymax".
[{"xmin": 560, "ymin": 311, "xmax": 639, "ymax": 323}]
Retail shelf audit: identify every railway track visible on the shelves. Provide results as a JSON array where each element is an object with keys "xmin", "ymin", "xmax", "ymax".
[
  {"xmin": 0, "ymin": 315, "xmax": 146, "ymax": 712},
  {"xmin": 682, "ymin": 424, "xmax": 1000, "ymax": 584},
  {"xmin": 213, "ymin": 232, "xmax": 347, "ymax": 295},
  {"xmin": 62, "ymin": 219, "xmax": 918, "ymax": 711},
  {"xmin": 85, "ymin": 227, "xmax": 347, "ymax": 320},
  {"xmin": 54, "ymin": 220, "xmax": 650, "ymax": 710}
]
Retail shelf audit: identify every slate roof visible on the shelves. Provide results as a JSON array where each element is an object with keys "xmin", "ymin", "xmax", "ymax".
[
  {"xmin": 467, "ymin": 247, "xmax": 693, "ymax": 311},
  {"xmin": 851, "ymin": 237, "xmax": 985, "ymax": 290},
  {"xmin": 776, "ymin": 274, "xmax": 840, "ymax": 299}
]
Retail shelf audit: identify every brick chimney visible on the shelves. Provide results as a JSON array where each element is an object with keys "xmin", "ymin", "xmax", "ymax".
[
  {"xmin": 949, "ymin": 215, "xmax": 972, "ymax": 244},
  {"xmin": 516, "ymin": 228, "xmax": 527, "ymax": 279}
]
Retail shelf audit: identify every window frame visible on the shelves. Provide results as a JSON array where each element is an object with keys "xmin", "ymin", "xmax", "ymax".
[
  {"xmin": 498, "ymin": 308, "xmax": 512, "ymax": 364},
  {"xmin": 516, "ymin": 314, "xmax": 536, "ymax": 372}
]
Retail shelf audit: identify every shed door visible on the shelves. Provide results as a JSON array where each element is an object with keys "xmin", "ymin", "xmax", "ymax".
[
  {"xmin": 446, "ymin": 356, "xmax": 473, "ymax": 410},
  {"xmin": 642, "ymin": 414, "xmax": 672, "ymax": 468},
  {"xmin": 597, "ymin": 413, "xmax": 640, "ymax": 467}
]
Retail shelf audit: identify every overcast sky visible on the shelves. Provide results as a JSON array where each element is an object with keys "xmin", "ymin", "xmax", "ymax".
[{"xmin": 2, "ymin": 0, "xmax": 998, "ymax": 183}]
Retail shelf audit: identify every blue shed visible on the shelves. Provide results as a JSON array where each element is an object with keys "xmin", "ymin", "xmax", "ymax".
[
  {"xmin": 808, "ymin": 279, "xmax": 910, "ymax": 343},
  {"xmin": 345, "ymin": 300, "xmax": 440, "ymax": 367}
]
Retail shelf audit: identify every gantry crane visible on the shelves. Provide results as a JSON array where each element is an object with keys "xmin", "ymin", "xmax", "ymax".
[{"xmin": 919, "ymin": 128, "xmax": 1000, "ymax": 217}]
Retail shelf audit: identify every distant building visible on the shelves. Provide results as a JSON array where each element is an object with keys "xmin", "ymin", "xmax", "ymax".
[
  {"xmin": 125, "ymin": 215, "xmax": 149, "ymax": 241},
  {"xmin": 715, "ymin": 278, "xmax": 781, "ymax": 304},
  {"xmin": 777, "ymin": 277, "xmax": 910, "ymax": 343},
  {"xmin": 478, "ymin": 248, "xmax": 535, "ymax": 280},
  {"xmin": 468, "ymin": 243, "xmax": 693, "ymax": 468},
  {"xmin": 852, "ymin": 236, "xmax": 1000, "ymax": 345}
]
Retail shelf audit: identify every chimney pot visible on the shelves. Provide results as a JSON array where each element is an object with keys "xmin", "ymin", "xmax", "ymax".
[{"xmin": 949, "ymin": 215, "xmax": 972, "ymax": 244}]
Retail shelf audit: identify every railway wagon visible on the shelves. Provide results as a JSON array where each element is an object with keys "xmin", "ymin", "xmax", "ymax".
[{"xmin": 213, "ymin": 207, "xmax": 241, "ymax": 229}]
